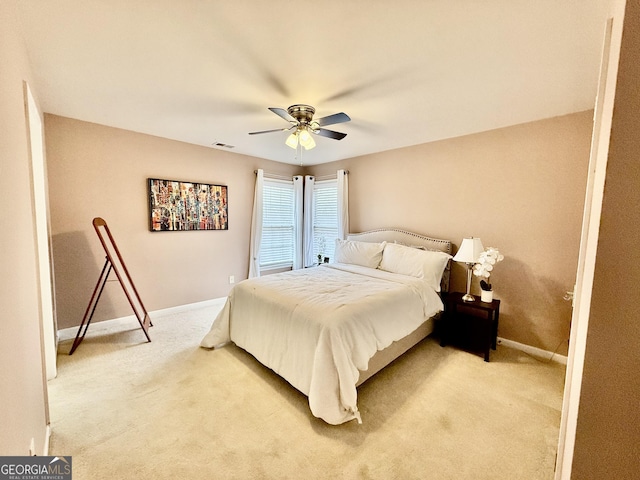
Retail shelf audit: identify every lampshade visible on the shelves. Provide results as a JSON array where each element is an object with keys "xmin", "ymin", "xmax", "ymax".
[
  {"xmin": 285, "ymin": 128, "xmax": 316, "ymax": 150},
  {"xmin": 453, "ymin": 237, "xmax": 484, "ymax": 264},
  {"xmin": 298, "ymin": 129, "xmax": 316, "ymax": 150},
  {"xmin": 285, "ymin": 132, "xmax": 299, "ymax": 149}
]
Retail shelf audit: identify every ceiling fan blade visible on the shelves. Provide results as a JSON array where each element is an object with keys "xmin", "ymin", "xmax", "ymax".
[
  {"xmin": 315, "ymin": 112, "xmax": 351, "ymax": 127},
  {"xmin": 313, "ymin": 128, "xmax": 347, "ymax": 140},
  {"xmin": 248, "ymin": 127, "xmax": 292, "ymax": 135},
  {"xmin": 268, "ymin": 107, "xmax": 296, "ymax": 123}
]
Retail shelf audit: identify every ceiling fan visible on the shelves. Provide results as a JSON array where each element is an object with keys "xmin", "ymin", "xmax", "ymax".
[{"xmin": 249, "ymin": 104, "xmax": 350, "ymax": 150}]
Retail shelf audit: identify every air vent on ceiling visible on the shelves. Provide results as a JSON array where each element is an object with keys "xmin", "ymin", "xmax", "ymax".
[{"xmin": 212, "ymin": 142, "xmax": 235, "ymax": 149}]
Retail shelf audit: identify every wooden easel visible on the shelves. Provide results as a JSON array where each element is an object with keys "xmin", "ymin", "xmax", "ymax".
[{"xmin": 69, "ymin": 218, "xmax": 152, "ymax": 354}]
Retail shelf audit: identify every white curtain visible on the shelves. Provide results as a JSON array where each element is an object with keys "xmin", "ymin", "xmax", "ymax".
[
  {"xmin": 293, "ymin": 175, "xmax": 304, "ymax": 270},
  {"xmin": 303, "ymin": 175, "xmax": 316, "ymax": 267},
  {"xmin": 337, "ymin": 169, "xmax": 349, "ymax": 240},
  {"xmin": 248, "ymin": 169, "xmax": 264, "ymax": 278}
]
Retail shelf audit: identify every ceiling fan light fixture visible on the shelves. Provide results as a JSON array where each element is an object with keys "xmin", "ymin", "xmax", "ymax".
[
  {"xmin": 285, "ymin": 132, "xmax": 299, "ymax": 149},
  {"xmin": 299, "ymin": 128, "xmax": 316, "ymax": 150}
]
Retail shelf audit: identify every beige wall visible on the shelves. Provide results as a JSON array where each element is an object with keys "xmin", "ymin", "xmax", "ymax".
[
  {"xmin": 0, "ymin": 0, "xmax": 49, "ymax": 455},
  {"xmin": 308, "ymin": 112, "xmax": 593, "ymax": 354},
  {"xmin": 47, "ymin": 112, "xmax": 592, "ymax": 352},
  {"xmin": 47, "ymin": 112, "xmax": 592, "ymax": 354},
  {"xmin": 45, "ymin": 115, "xmax": 299, "ymax": 329},
  {"xmin": 572, "ymin": 1, "xmax": 640, "ymax": 477}
]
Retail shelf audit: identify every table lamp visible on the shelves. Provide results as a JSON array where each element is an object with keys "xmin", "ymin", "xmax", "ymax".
[{"xmin": 453, "ymin": 237, "xmax": 484, "ymax": 302}]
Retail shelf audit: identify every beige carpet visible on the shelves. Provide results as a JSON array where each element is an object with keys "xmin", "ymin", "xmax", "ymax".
[{"xmin": 50, "ymin": 301, "xmax": 565, "ymax": 479}]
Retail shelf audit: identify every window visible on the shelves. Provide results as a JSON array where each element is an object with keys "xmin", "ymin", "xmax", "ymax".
[
  {"xmin": 313, "ymin": 179, "xmax": 338, "ymax": 262},
  {"xmin": 260, "ymin": 179, "xmax": 295, "ymax": 270}
]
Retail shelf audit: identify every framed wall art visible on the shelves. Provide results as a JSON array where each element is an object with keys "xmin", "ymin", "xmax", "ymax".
[{"xmin": 148, "ymin": 178, "xmax": 228, "ymax": 231}]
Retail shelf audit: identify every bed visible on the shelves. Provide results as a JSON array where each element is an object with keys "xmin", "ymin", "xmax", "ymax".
[{"xmin": 201, "ymin": 228, "xmax": 452, "ymax": 424}]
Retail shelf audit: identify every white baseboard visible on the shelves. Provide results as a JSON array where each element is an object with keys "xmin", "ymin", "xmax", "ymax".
[
  {"xmin": 497, "ymin": 337, "xmax": 568, "ymax": 365},
  {"xmin": 57, "ymin": 297, "xmax": 227, "ymax": 343}
]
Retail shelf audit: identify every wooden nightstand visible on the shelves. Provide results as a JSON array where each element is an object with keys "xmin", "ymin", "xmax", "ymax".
[{"xmin": 440, "ymin": 292, "xmax": 501, "ymax": 362}]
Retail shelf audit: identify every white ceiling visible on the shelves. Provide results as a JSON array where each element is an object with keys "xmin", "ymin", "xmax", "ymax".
[{"xmin": 17, "ymin": 1, "xmax": 611, "ymax": 165}]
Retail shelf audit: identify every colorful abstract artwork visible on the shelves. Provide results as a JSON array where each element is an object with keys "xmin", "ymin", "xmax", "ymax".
[{"xmin": 148, "ymin": 178, "xmax": 228, "ymax": 231}]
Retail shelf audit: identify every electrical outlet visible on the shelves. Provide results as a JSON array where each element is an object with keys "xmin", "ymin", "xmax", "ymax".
[
  {"xmin": 229, "ymin": 275, "xmax": 235, "ymax": 284},
  {"xmin": 29, "ymin": 437, "xmax": 35, "ymax": 456}
]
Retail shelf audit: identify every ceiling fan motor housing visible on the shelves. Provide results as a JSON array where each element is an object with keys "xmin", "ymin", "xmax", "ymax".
[{"xmin": 288, "ymin": 104, "xmax": 316, "ymax": 126}]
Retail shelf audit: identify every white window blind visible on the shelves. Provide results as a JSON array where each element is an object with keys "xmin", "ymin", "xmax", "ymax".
[
  {"xmin": 260, "ymin": 179, "xmax": 295, "ymax": 270},
  {"xmin": 313, "ymin": 179, "xmax": 338, "ymax": 262}
]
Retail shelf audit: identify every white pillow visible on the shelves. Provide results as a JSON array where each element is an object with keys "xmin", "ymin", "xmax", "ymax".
[
  {"xmin": 334, "ymin": 239, "xmax": 386, "ymax": 269},
  {"xmin": 379, "ymin": 242, "xmax": 452, "ymax": 291}
]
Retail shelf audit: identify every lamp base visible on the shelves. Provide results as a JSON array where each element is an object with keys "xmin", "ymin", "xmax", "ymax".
[
  {"xmin": 462, "ymin": 293, "xmax": 475, "ymax": 302},
  {"xmin": 462, "ymin": 264, "xmax": 476, "ymax": 302}
]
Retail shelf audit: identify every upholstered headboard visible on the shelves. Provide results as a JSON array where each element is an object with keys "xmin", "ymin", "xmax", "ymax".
[{"xmin": 346, "ymin": 228, "xmax": 452, "ymax": 292}]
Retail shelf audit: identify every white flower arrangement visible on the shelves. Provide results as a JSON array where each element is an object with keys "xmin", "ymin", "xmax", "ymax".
[{"xmin": 473, "ymin": 247, "xmax": 504, "ymax": 291}]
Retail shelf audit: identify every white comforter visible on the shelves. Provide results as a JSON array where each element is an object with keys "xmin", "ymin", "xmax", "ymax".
[{"xmin": 200, "ymin": 263, "xmax": 443, "ymax": 425}]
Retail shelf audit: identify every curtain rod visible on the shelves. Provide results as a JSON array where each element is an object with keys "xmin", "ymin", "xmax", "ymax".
[
  {"xmin": 253, "ymin": 170, "xmax": 297, "ymax": 181},
  {"xmin": 254, "ymin": 170, "xmax": 349, "ymax": 181},
  {"xmin": 314, "ymin": 170, "xmax": 349, "ymax": 181}
]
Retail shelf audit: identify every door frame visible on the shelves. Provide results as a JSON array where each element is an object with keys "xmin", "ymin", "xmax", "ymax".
[
  {"xmin": 554, "ymin": 2, "xmax": 626, "ymax": 477},
  {"xmin": 24, "ymin": 81, "xmax": 58, "ymax": 386}
]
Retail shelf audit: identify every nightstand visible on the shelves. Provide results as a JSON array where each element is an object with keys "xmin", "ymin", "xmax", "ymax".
[{"xmin": 440, "ymin": 292, "xmax": 500, "ymax": 362}]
